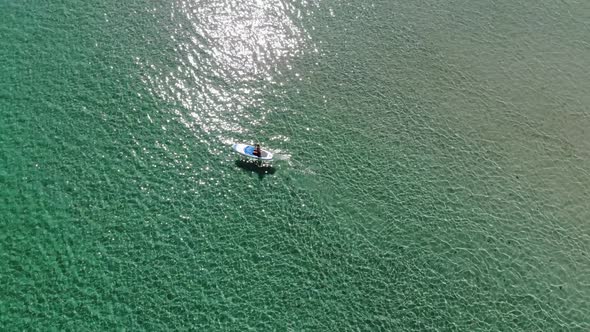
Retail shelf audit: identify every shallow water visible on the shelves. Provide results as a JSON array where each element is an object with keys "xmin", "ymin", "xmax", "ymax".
[{"xmin": 1, "ymin": 0, "xmax": 589, "ymax": 330}]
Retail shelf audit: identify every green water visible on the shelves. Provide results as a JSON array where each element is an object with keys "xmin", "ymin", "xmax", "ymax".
[{"xmin": 1, "ymin": 0, "xmax": 589, "ymax": 330}]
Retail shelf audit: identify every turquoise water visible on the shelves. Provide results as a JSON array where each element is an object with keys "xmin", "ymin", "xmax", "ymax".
[{"xmin": 1, "ymin": 0, "xmax": 589, "ymax": 330}]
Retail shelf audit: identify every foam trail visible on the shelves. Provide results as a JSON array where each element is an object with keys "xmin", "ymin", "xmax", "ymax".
[{"xmin": 273, "ymin": 154, "xmax": 291, "ymax": 161}]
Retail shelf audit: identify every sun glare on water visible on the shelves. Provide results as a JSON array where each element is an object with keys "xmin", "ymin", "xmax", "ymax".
[{"xmin": 136, "ymin": 0, "xmax": 316, "ymax": 149}]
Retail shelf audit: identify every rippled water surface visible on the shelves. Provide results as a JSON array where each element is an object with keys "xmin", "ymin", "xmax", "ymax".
[{"xmin": 1, "ymin": 0, "xmax": 589, "ymax": 330}]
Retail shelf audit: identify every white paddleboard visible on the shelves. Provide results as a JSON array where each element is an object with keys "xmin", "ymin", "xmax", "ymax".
[{"xmin": 232, "ymin": 143, "xmax": 273, "ymax": 161}]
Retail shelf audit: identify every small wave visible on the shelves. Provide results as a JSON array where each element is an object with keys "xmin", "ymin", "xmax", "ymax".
[{"xmin": 273, "ymin": 153, "xmax": 291, "ymax": 161}]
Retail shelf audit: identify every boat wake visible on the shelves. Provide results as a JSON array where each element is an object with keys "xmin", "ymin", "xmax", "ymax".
[{"xmin": 272, "ymin": 153, "xmax": 291, "ymax": 161}]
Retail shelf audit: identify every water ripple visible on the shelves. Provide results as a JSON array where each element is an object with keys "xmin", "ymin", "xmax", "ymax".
[{"xmin": 136, "ymin": 0, "xmax": 315, "ymax": 147}]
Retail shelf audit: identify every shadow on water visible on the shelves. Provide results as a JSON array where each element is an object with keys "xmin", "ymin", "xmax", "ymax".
[{"xmin": 234, "ymin": 159, "xmax": 276, "ymax": 179}]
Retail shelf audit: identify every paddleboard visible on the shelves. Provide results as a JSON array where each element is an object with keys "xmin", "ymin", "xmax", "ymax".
[{"xmin": 232, "ymin": 143, "xmax": 273, "ymax": 161}]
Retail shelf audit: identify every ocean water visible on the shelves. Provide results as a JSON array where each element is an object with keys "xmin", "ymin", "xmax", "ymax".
[{"xmin": 1, "ymin": 0, "xmax": 589, "ymax": 330}]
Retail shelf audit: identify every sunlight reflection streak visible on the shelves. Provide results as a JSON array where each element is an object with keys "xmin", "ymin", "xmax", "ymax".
[{"xmin": 136, "ymin": 0, "xmax": 316, "ymax": 149}]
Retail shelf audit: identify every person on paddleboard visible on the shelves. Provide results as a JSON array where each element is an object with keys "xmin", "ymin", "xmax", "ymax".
[{"xmin": 253, "ymin": 144, "xmax": 262, "ymax": 157}]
